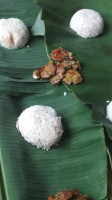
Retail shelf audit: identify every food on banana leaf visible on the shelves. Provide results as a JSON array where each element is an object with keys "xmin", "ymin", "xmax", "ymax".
[
  {"xmin": 106, "ymin": 101, "xmax": 112, "ymax": 122},
  {"xmin": 63, "ymin": 70, "xmax": 82, "ymax": 85},
  {"xmin": 48, "ymin": 188, "xmax": 89, "ymax": 200},
  {"xmin": 0, "ymin": 18, "xmax": 29, "ymax": 49},
  {"xmin": 16, "ymin": 105, "xmax": 63, "ymax": 150},
  {"xmin": 33, "ymin": 47, "xmax": 82, "ymax": 85},
  {"xmin": 32, "ymin": 69, "xmax": 40, "ymax": 79},
  {"xmin": 40, "ymin": 61, "xmax": 56, "ymax": 79},
  {"xmin": 70, "ymin": 9, "xmax": 104, "ymax": 38},
  {"xmin": 50, "ymin": 47, "xmax": 74, "ymax": 62},
  {"xmin": 50, "ymin": 64, "xmax": 65, "ymax": 85}
]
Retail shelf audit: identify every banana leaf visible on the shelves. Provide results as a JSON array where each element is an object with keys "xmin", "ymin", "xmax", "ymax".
[
  {"xmin": 34, "ymin": 0, "xmax": 112, "ymax": 139},
  {"xmin": 0, "ymin": 0, "xmax": 110, "ymax": 200},
  {"xmin": 31, "ymin": 11, "xmax": 45, "ymax": 36},
  {"xmin": 0, "ymin": 89, "xmax": 107, "ymax": 200}
]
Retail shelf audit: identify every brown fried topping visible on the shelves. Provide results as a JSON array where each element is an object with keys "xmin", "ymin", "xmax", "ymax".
[
  {"xmin": 51, "ymin": 47, "xmax": 68, "ymax": 62},
  {"xmin": 56, "ymin": 64, "xmax": 65, "ymax": 75},
  {"xmin": 72, "ymin": 61, "xmax": 81, "ymax": 71},
  {"xmin": 33, "ymin": 47, "xmax": 83, "ymax": 86},
  {"xmin": 63, "ymin": 70, "xmax": 82, "ymax": 85},
  {"xmin": 48, "ymin": 189, "xmax": 90, "ymax": 200},
  {"xmin": 54, "ymin": 190, "xmax": 74, "ymax": 200},
  {"xmin": 50, "ymin": 73, "xmax": 64, "ymax": 85},
  {"xmin": 50, "ymin": 64, "xmax": 65, "ymax": 85},
  {"xmin": 48, "ymin": 195, "xmax": 54, "ymax": 200},
  {"xmin": 40, "ymin": 61, "xmax": 56, "ymax": 79}
]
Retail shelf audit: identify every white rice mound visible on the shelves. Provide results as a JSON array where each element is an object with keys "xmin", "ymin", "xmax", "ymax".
[
  {"xmin": 106, "ymin": 101, "xmax": 112, "ymax": 122},
  {"xmin": 0, "ymin": 18, "xmax": 29, "ymax": 49},
  {"xmin": 70, "ymin": 9, "xmax": 104, "ymax": 38},
  {"xmin": 16, "ymin": 105, "xmax": 63, "ymax": 150}
]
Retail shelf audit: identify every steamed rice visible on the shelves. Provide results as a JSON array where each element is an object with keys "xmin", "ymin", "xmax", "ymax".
[
  {"xmin": 70, "ymin": 9, "xmax": 104, "ymax": 38},
  {"xmin": 0, "ymin": 18, "xmax": 29, "ymax": 49},
  {"xmin": 16, "ymin": 105, "xmax": 63, "ymax": 150}
]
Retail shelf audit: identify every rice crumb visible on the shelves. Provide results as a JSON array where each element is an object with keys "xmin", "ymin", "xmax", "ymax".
[
  {"xmin": 106, "ymin": 100, "xmax": 110, "ymax": 103},
  {"xmin": 106, "ymin": 101, "xmax": 112, "ymax": 122},
  {"xmin": 64, "ymin": 92, "xmax": 67, "ymax": 96}
]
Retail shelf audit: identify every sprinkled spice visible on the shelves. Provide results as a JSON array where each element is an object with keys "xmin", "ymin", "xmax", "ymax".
[
  {"xmin": 40, "ymin": 66, "xmax": 45, "ymax": 72},
  {"xmin": 32, "ymin": 47, "xmax": 83, "ymax": 86},
  {"xmin": 51, "ymin": 47, "xmax": 67, "ymax": 62},
  {"xmin": 48, "ymin": 188, "xmax": 90, "ymax": 200},
  {"xmin": 56, "ymin": 64, "xmax": 63, "ymax": 68},
  {"xmin": 67, "ymin": 70, "xmax": 75, "ymax": 74}
]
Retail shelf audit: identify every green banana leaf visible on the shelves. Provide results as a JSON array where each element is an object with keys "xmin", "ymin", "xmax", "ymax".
[
  {"xmin": 0, "ymin": 90, "xmax": 107, "ymax": 200},
  {"xmin": 0, "ymin": 0, "xmax": 110, "ymax": 199},
  {"xmin": 31, "ymin": 11, "xmax": 45, "ymax": 36},
  {"xmin": 34, "ymin": 0, "xmax": 112, "ymax": 139}
]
